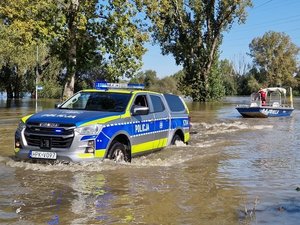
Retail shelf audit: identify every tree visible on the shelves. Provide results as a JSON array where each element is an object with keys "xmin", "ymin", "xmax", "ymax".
[
  {"xmin": 219, "ymin": 59, "xmax": 237, "ymax": 95},
  {"xmin": 232, "ymin": 53, "xmax": 250, "ymax": 76},
  {"xmin": 38, "ymin": 57, "xmax": 63, "ymax": 98},
  {"xmin": 129, "ymin": 71, "xmax": 146, "ymax": 84},
  {"xmin": 294, "ymin": 69, "xmax": 300, "ymax": 95},
  {"xmin": 0, "ymin": 0, "xmax": 61, "ymax": 98},
  {"xmin": 207, "ymin": 59, "xmax": 226, "ymax": 99},
  {"xmin": 149, "ymin": 76, "xmax": 181, "ymax": 94},
  {"xmin": 0, "ymin": 26, "xmax": 44, "ymax": 98},
  {"xmin": 129, "ymin": 70, "xmax": 158, "ymax": 88},
  {"xmin": 245, "ymin": 74, "xmax": 260, "ymax": 93},
  {"xmin": 130, "ymin": 70, "xmax": 182, "ymax": 94},
  {"xmin": 249, "ymin": 31, "xmax": 300, "ymax": 87},
  {"xmin": 56, "ymin": 0, "xmax": 148, "ymax": 99},
  {"xmin": 143, "ymin": 70, "xmax": 158, "ymax": 88},
  {"xmin": 139, "ymin": 0, "xmax": 252, "ymax": 101},
  {"xmin": 0, "ymin": 0, "xmax": 148, "ymax": 99}
]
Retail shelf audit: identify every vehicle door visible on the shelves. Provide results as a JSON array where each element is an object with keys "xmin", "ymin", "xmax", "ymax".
[
  {"xmin": 130, "ymin": 93, "xmax": 155, "ymax": 154},
  {"xmin": 149, "ymin": 94, "xmax": 170, "ymax": 149}
]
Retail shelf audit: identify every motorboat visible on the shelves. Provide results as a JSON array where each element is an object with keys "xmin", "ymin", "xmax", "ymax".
[{"xmin": 236, "ymin": 87, "xmax": 294, "ymax": 118}]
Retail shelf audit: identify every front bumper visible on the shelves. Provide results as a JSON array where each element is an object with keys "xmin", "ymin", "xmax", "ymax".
[
  {"xmin": 14, "ymin": 129, "xmax": 106, "ymax": 163},
  {"xmin": 14, "ymin": 148, "xmax": 102, "ymax": 162}
]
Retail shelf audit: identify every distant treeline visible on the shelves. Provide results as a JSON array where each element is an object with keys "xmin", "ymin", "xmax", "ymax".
[{"xmin": 0, "ymin": 1, "xmax": 300, "ymax": 101}]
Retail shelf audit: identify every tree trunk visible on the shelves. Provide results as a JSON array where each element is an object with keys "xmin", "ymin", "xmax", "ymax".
[
  {"xmin": 2, "ymin": 65, "xmax": 13, "ymax": 98},
  {"xmin": 63, "ymin": 34, "xmax": 77, "ymax": 99},
  {"xmin": 63, "ymin": 74, "xmax": 75, "ymax": 100},
  {"xmin": 13, "ymin": 74, "xmax": 21, "ymax": 99},
  {"xmin": 201, "ymin": 67, "xmax": 210, "ymax": 101},
  {"xmin": 63, "ymin": 35, "xmax": 77, "ymax": 99},
  {"xmin": 62, "ymin": 0, "xmax": 78, "ymax": 100},
  {"xmin": 6, "ymin": 87, "xmax": 13, "ymax": 99}
]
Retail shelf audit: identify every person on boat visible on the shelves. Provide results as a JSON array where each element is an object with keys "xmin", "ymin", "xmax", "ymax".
[{"xmin": 258, "ymin": 88, "xmax": 267, "ymax": 106}]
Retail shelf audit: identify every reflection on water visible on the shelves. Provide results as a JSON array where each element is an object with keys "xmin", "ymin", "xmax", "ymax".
[{"xmin": 0, "ymin": 97, "xmax": 300, "ymax": 224}]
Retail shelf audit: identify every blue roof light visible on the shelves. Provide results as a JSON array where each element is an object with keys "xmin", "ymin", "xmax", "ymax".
[
  {"xmin": 127, "ymin": 83, "xmax": 145, "ymax": 89},
  {"xmin": 94, "ymin": 81, "xmax": 108, "ymax": 90},
  {"xmin": 94, "ymin": 81, "xmax": 144, "ymax": 90}
]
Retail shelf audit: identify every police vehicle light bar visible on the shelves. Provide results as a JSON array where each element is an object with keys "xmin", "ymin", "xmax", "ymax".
[{"xmin": 95, "ymin": 81, "xmax": 145, "ymax": 90}]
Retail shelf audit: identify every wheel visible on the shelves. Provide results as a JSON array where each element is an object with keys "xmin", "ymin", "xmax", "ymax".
[
  {"xmin": 171, "ymin": 134, "xmax": 182, "ymax": 145},
  {"xmin": 108, "ymin": 141, "xmax": 130, "ymax": 163}
]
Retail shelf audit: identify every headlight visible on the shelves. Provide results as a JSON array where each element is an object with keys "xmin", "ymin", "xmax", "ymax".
[
  {"xmin": 75, "ymin": 124, "xmax": 102, "ymax": 135},
  {"xmin": 17, "ymin": 121, "xmax": 26, "ymax": 131}
]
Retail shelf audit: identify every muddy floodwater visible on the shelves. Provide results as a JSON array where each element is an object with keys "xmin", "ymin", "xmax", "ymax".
[{"xmin": 1, "ymin": 97, "xmax": 300, "ymax": 225}]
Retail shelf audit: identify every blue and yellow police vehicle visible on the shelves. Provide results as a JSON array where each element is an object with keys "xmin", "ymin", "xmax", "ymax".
[{"xmin": 14, "ymin": 82, "xmax": 190, "ymax": 162}]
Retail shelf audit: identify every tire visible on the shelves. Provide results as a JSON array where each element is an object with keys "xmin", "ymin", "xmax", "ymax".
[
  {"xmin": 108, "ymin": 141, "xmax": 130, "ymax": 162},
  {"xmin": 171, "ymin": 134, "xmax": 182, "ymax": 145}
]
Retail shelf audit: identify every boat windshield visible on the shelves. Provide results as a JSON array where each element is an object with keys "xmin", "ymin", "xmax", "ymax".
[{"xmin": 59, "ymin": 92, "xmax": 132, "ymax": 112}]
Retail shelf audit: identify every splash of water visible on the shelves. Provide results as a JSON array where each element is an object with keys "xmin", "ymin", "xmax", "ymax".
[
  {"xmin": 0, "ymin": 156, "xmax": 6, "ymax": 163},
  {"xmin": 5, "ymin": 121, "xmax": 265, "ymax": 171},
  {"xmin": 191, "ymin": 121, "xmax": 273, "ymax": 135}
]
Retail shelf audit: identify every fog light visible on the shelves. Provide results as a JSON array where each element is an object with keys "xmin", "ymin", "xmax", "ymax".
[
  {"xmin": 15, "ymin": 141, "xmax": 20, "ymax": 148},
  {"xmin": 85, "ymin": 147, "xmax": 95, "ymax": 153},
  {"xmin": 88, "ymin": 140, "xmax": 95, "ymax": 147}
]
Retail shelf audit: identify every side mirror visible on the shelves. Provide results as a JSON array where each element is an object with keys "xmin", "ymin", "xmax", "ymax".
[
  {"xmin": 54, "ymin": 103, "xmax": 61, "ymax": 109},
  {"xmin": 132, "ymin": 106, "xmax": 149, "ymax": 116}
]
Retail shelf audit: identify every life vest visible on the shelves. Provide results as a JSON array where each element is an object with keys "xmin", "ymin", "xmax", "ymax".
[{"xmin": 259, "ymin": 90, "xmax": 266, "ymax": 105}]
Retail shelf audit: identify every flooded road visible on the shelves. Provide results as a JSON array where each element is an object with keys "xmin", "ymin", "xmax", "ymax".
[{"xmin": 1, "ymin": 97, "xmax": 300, "ymax": 225}]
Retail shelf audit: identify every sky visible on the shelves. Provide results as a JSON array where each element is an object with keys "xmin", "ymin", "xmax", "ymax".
[{"xmin": 141, "ymin": 0, "xmax": 300, "ymax": 78}]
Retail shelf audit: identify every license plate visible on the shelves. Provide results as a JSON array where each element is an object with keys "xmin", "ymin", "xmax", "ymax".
[{"xmin": 30, "ymin": 151, "xmax": 57, "ymax": 160}]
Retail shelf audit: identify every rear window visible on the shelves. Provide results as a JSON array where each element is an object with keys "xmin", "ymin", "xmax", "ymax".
[
  {"xmin": 150, "ymin": 95, "xmax": 165, "ymax": 112},
  {"xmin": 164, "ymin": 94, "xmax": 186, "ymax": 112}
]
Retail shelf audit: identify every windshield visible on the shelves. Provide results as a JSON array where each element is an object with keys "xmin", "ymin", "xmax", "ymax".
[{"xmin": 60, "ymin": 92, "xmax": 132, "ymax": 112}]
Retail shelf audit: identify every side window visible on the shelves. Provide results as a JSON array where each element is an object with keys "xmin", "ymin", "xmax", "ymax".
[
  {"xmin": 150, "ymin": 95, "xmax": 165, "ymax": 112},
  {"xmin": 133, "ymin": 95, "xmax": 148, "ymax": 107},
  {"xmin": 163, "ymin": 94, "xmax": 185, "ymax": 112}
]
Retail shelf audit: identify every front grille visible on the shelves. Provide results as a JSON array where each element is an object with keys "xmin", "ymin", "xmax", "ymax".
[{"xmin": 24, "ymin": 122, "xmax": 75, "ymax": 149}]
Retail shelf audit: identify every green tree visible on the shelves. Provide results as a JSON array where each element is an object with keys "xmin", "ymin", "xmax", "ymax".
[
  {"xmin": 0, "ymin": 30, "xmax": 40, "ymax": 98},
  {"xmin": 143, "ymin": 70, "xmax": 158, "ymax": 88},
  {"xmin": 219, "ymin": 59, "xmax": 237, "ymax": 95},
  {"xmin": 149, "ymin": 76, "xmax": 181, "ymax": 94},
  {"xmin": 129, "ymin": 70, "xmax": 158, "ymax": 88},
  {"xmin": 129, "ymin": 71, "xmax": 146, "ymax": 84},
  {"xmin": 171, "ymin": 70, "xmax": 192, "ymax": 95},
  {"xmin": 207, "ymin": 59, "xmax": 225, "ymax": 100},
  {"xmin": 38, "ymin": 57, "xmax": 63, "ymax": 99},
  {"xmin": 139, "ymin": 0, "xmax": 252, "ymax": 101},
  {"xmin": 0, "ymin": 0, "xmax": 61, "ymax": 98},
  {"xmin": 294, "ymin": 69, "xmax": 300, "ymax": 96},
  {"xmin": 249, "ymin": 31, "xmax": 300, "ymax": 87},
  {"xmin": 56, "ymin": 0, "xmax": 148, "ymax": 99},
  {"xmin": 236, "ymin": 67, "xmax": 262, "ymax": 95},
  {"xmin": 0, "ymin": 0, "xmax": 148, "ymax": 99},
  {"xmin": 51, "ymin": 0, "xmax": 100, "ymax": 99},
  {"xmin": 130, "ymin": 70, "xmax": 181, "ymax": 94},
  {"xmin": 246, "ymin": 74, "xmax": 260, "ymax": 93}
]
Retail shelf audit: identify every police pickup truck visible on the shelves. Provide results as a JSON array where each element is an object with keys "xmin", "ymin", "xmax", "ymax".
[{"xmin": 14, "ymin": 82, "xmax": 190, "ymax": 162}]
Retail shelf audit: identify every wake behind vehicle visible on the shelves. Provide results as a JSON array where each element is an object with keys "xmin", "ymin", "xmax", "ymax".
[
  {"xmin": 14, "ymin": 82, "xmax": 190, "ymax": 162},
  {"xmin": 236, "ymin": 87, "xmax": 294, "ymax": 118}
]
